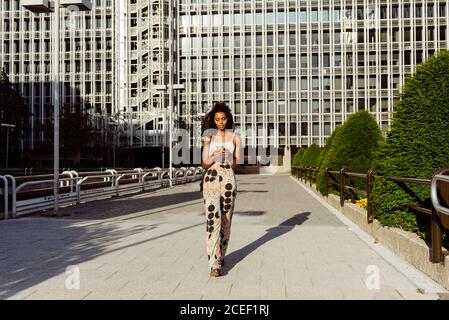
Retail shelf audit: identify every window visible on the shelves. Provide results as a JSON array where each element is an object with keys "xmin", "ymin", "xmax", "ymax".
[
  {"xmin": 416, "ymin": 5, "xmax": 422, "ymax": 18},
  {"xmin": 277, "ymin": 10, "xmax": 285, "ymax": 24},
  {"xmin": 300, "ymin": 32, "xmax": 307, "ymax": 45},
  {"xmin": 256, "ymin": 56, "xmax": 263, "ymax": 69},
  {"xmin": 334, "ymin": 53, "xmax": 341, "ymax": 67},
  {"xmin": 289, "ymin": 55, "xmax": 296, "ymax": 68},
  {"xmin": 278, "ymin": 78, "xmax": 285, "ymax": 91},
  {"xmin": 301, "ymin": 55, "xmax": 307, "ymax": 68},
  {"xmin": 333, "ymin": 9, "xmax": 340, "ymax": 21},
  {"xmin": 267, "ymin": 55, "xmax": 273, "ymax": 68},
  {"xmin": 245, "ymin": 79, "xmax": 251, "ymax": 92},
  {"xmin": 311, "ymin": 31, "xmax": 319, "ymax": 44},
  {"xmin": 392, "ymin": 5, "xmax": 399, "ymax": 18},
  {"xmin": 266, "ymin": 12, "xmax": 273, "ymax": 24},
  {"xmin": 234, "ymin": 57, "xmax": 240, "ymax": 70},
  {"xmin": 312, "ymin": 78, "xmax": 319, "ymax": 90},
  {"xmin": 255, "ymin": 12, "xmax": 263, "ymax": 25},
  {"xmin": 267, "ymin": 33, "xmax": 273, "ymax": 46},
  {"xmin": 256, "ymin": 78, "xmax": 263, "ymax": 91},
  {"xmin": 245, "ymin": 56, "xmax": 252, "ymax": 69},
  {"xmin": 289, "ymin": 32, "xmax": 296, "ymax": 46},
  {"xmin": 401, "ymin": 5, "xmax": 410, "ymax": 18},
  {"xmin": 323, "ymin": 53, "xmax": 330, "ymax": 67},
  {"xmin": 278, "ymin": 55, "xmax": 285, "ymax": 68},
  {"xmin": 245, "ymin": 13, "xmax": 252, "ymax": 24},
  {"xmin": 312, "ymin": 54, "xmax": 319, "ymax": 68},
  {"xmin": 234, "ymin": 80, "xmax": 241, "ymax": 92},
  {"xmin": 288, "ymin": 11, "xmax": 296, "ymax": 24},
  {"xmin": 323, "ymin": 9, "xmax": 329, "ymax": 22},
  {"xmin": 300, "ymin": 10, "xmax": 307, "ymax": 24},
  {"xmin": 311, "ymin": 9, "xmax": 318, "ymax": 22},
  {"xmin": 278, "ymin": 33, "xmax": 285, "ymax": 46}
]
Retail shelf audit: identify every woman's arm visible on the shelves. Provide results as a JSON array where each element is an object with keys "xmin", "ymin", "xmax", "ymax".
[
  {"xmin": 202, "ymin": 137, "xmax": 214, "ymax": 170},
  {"xmin": 232, "ymin": 133, "xmax": 241, "ymax": 170}
]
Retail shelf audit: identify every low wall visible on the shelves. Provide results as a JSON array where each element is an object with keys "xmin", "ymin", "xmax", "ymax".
[{"xmin": 303, "ymin": 180, "xmax": 449, "ymax": 290}]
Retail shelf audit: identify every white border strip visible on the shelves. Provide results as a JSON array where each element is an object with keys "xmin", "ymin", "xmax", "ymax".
[{"xmin": 290, "ymin": 176, "xmax": 448, "ymax": 295}]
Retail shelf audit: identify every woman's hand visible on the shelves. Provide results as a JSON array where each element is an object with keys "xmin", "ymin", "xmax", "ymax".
[{"xmin": 212, "ymin": 149, "xmax": 223, "ymax": 162}]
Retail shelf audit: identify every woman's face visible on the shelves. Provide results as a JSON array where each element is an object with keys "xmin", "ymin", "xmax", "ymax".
[{"xmin": 214, "ymin": 112, "xmax": 227, "ymax": 130}]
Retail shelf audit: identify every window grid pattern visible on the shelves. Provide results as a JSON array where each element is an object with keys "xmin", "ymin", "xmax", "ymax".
[{"xmin": 177, "ymin": 0, "xmax": 449, "ymax": 148}]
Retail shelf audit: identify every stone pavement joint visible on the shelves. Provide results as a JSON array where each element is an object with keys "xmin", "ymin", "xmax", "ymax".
[{"xmin": 0, "ymin": 173, "xmax": 447, "ymax": 300}]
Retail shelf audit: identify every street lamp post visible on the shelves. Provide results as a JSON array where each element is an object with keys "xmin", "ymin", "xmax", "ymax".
[
  {"xmin": 154, "ymin": 84, "xmax": 184, "ymax": 187},
  {"xmin": 1, "ymin": 123, "xmax": 15, "ymax": 169},
  {"xmin": 22, "ymin": 0, "xmax": 92, "ymax": 214},
  {"xmin": 108, "ymin": 122, "xmax": 121, "ymax": 168}
]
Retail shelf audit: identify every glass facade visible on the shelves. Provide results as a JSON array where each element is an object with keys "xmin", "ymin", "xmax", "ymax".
[
  {"xmin": 2, "ymin": 0, "xmax": 448, "ymax": 151},
  {"xmin": 176, "ymin": 0, "xmax": 449, "ymax": 148}
]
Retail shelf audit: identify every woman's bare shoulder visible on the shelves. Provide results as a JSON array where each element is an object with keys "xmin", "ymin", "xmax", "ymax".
[{"xmin": 202, "ymin": 136, "xmax": 211, "ymax": 145}]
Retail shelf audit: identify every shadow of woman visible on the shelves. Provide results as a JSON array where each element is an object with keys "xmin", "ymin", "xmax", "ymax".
[{"xmin": 222, "ymin": 211, "xmax": 311, "ymax": 275}]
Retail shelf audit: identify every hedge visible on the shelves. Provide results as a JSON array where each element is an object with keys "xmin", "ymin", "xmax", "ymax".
[
  {"xmin": 371, "ymin": 50, "xmax": 449, "ymax": 240},
  {"xmin": 299, "ymin": 144, "xmax": 321, "ymax": 167},
  {"xmin": 317, "ymin": 110, "xmax": 383, "ymax": 195},
  {"xmin": 292, "ymin": 148, "xmax": 306, "ymax": 166}
]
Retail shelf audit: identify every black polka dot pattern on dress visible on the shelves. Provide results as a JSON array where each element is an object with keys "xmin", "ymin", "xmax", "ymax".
[{"xmin": 202, "ymin": 162, "xmax": 237, "ymax": 271}]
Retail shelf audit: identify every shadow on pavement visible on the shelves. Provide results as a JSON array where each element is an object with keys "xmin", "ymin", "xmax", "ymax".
[
  {"xmin": 222, "ymin": 211, "xmax": 311, "ymax": 275},
  {"xmin": 0, "ymin": 217, "xmax": 204, "ymax": 299},
  {"xmin": 50, "ymin": 190, "xmax": 204, "ymax": 220},
  {"xmin": 237, "ymin": 190, "xmax": 269, "ymax": 194}
]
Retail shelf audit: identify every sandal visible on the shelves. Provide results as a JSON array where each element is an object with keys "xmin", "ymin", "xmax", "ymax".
[
  {"xmin": 218, "ymin": 258, "xmax": 224, "ymax": 267},
  {"xmin": 210, "ymin": 268, "xmax": 222, "ymax": 277}
]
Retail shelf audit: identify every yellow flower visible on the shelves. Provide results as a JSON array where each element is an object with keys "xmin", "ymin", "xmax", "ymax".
[{"xmin": 356, "ymin": 198, "xmax": 368, "ymax": 209}]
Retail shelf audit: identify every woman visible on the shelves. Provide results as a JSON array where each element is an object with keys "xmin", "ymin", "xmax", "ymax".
[{"xmin": 201, "ymin": 102, "xmax": 241, "ymax": 277}]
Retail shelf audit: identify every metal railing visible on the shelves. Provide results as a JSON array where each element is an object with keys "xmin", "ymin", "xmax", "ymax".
[
  {"xmin": 0, "ymin": 166, "xmax": 204, "ymax": 219},
  {"xmin": 292, "ymin": 166, "xmax": 449, "ymax": 263}
]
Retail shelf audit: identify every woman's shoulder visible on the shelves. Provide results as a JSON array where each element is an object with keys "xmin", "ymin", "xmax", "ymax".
[
  {"xmin": 231, "ymin": 132, "xmax": 241, "ymax": 143},
  {"xmin": 202, "ymin": 136, "xmax": 211, "ymax": 144}
]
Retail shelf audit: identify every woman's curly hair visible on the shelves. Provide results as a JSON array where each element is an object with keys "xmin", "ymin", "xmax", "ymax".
[{"xmin": 201, "ymin": 101, "xmax": 235, "ymax": 136}]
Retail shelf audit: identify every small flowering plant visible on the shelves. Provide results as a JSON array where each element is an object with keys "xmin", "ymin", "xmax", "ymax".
[{"xmin": 356, "ymin": 198, "xmax": 368, "ymax": 209}]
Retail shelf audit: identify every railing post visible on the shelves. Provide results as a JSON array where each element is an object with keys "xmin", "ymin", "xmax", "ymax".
[
  {"xmin": 367, "ymin": 169, "xmax": 373, "ymax": 223},
  {"xmin": 324, "ymin": 168, "xmax": 329, "ymax": 196},
  {"xmin": 430, "ymin": 205, "xmax": 442, "ymax": 263},
  {"xmin": 340, "ymin": 168, "xmax": 347, "ymax": 207},
  {"xmin": 76, "ymin": 177, "xmax": 81, "ymax": 204},
  {"xmin": 0, "ymin": 176, "xmax": 9, "ymax": 220},
  {"xmin": 5, "ymin": 175, "xmax": 16, "ymax": 218},
  {"xmin": 309, "ymin": 167, "xmax": 313, "ymax": 187}
]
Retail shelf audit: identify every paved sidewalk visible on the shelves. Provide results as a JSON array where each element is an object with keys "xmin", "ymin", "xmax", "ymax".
[{"xmin": 0, "ymin": 173, "xmax": 447, "ymax": 300}]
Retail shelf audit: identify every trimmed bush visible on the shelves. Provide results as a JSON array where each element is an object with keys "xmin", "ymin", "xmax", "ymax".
[
  {"xmin": 299, "ymin": 144, "xmax": 321, "ymax": 167},
  {"xmin": 292, "ymin": 148, "xmax": 306, "ymax": 166},
  {"xmin": 316, "ymin": 125, "xmax": 342, "ymax": 193},
  {"xmin": 371, "ymin": 50, "xmax": 449, "ymax": 240},
  {"xmin": 317, "ymin": 111, "xmax": 383, "ymax": 195}
]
